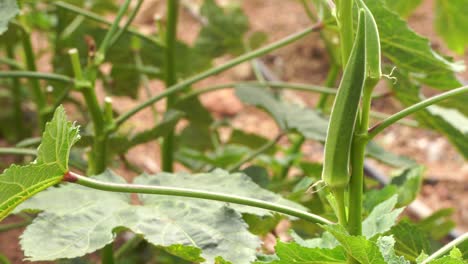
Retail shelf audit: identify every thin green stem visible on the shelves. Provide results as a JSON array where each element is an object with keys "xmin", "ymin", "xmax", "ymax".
[
  {"xmin": 6, "ymin": 44, "xmax": 26, "ymax": 139},
  {"xmin": 162, "ymin": 0, "xmax": 180, "ymax": 173},
  {"xmin": 95, "ymin": 0, "xmax": 132, "ymax": 65},
  {"xmin": 110, "ymin": 0, "xmax": 144, "ymax": 46},
  {"xmin": 368, "ymin": 86, "xmax": 468, "ymax": 139},
  {"xmin": 20, "ymin": 28, "xmax": 48, "ymax": 129},
  {"xmin": 0, "ymin": 71, "xmax": 74, "ymax": 83},
  {"xmin": 101, "ymin": 244, "xmax": 115, "ymax": 264},
  {"xmin": 66, "ymin": 172, "xmax": 334, "ymax": 225},
  {"xmin": 279, "ymin": 134, "xmax": 305, "ymax": 179},
  {"xmin": 53, "ymin": 1, "xmax": 162, "ymax": 46},
  {"xmin": 421, "ymin": 232, "xmax": 468, "ymax": 264},
  {"xmin": 337, "ymin": 0, "xmax": 354, "ymax": 66},
  {"xmin": 369, "ymin": 111, "xmax": 419, "ymax": 128},
  {"xmin": 301, "ymin": 0, "xmax": 318, "ymax": 21},
  {"xmin": 228, "ymin": 133, "xmax": 283, "ymax": 172},
  {"xmin": 0, "ymin": 148, "xmax": 37, "ymax": 156},
  {"xmin": 332, "ymin": 187, "xmax": 347, "ymax": 226},
  {"xmin": 114, "ymin": 235, "xmax": 144, "ymax": 259},
  {"xmin": 0, "ymin": 57, "xmax": 24, "ymax": 70},
  {"xmin": 317, "ymin": 65, "xmax": 339, "ymax": 111},
  {"xmin": 180, "ymin": 81, "xmax": 336, "ymax": 101},
  {"xmin": 115, "ymin": 23, "xmax": 323, "ymax": 127}
]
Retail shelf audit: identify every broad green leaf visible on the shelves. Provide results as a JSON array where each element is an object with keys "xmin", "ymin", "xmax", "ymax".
[
  {"xmin": 362, "ymin": 195, "xmax": 404, "ymax": 238},
  {"xmin": 194, "ymin": 0, "xmax": 248, "ymax": 57},
  {"xmin": 19, "ymin": 171, "xmax": 261, "ymax": 263},
  {"xmin": 366, "ymin": 141, "xmax": 416, "ymax": 168},
  {"xmin": 20, "ymin": 169, "xmax": 305, "ymax": 262},
  {"xmin": 390, "ymin": 166, "xmax": 424, "ymax": 207},
  {"xmin": 376, "ymin": 236, "xmax": 410, "ymax": 264},
  {"xmin": 364, "ymin": 186, "xmax": 398, "ymax": 214},
  {"xmin": 0, "ymin": 106, "xmax": 80, "ymax": 221},
  {"xmin": 0, "ymin": 0, "xmax": 18, "ymax": 35},
  {"xmin": 435, "ymin": 0, "xmax": 468, "ymax": 54},
  {"xmin": 389, "ymin": 70, "xmax": 468, "ymax": 159},
  {"xmin": 383, "ymin": 0, "xmax": 423, "ymax": 18},
  {"xmin": 257, "ymin": 241, "xmax": 347, "ymax": 264},
  {"xmin": 418, "ymin": 208, "xmax": 456, "ymax": 240},
  {"xmin": 365, "ymin": 0, "xmax": 465, "ymax": 89},
  {"xmin": 391, "ymin": 221, "xmax": 431, "ymax": 262},
  {"xmin": 324, "ymin": 225, "xmax": 387, "ymax": 264},
  {"xmin": 235, "ymin": 86, "xmax": 328, "ymax": 141},
  {"xmin": 228, "ymin": 129, "xmax": 276, "ymax": 155}
]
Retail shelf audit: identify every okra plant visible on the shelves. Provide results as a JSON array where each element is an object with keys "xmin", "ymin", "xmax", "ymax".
[{"xmin": 0, "ymin": 0, "xmax": 467, "ymax": 263}]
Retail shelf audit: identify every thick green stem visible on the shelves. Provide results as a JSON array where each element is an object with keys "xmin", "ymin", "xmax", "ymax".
[
  {"xmin": 161, "ymin": 0, "xmax": 180, "ymax": 172},
  {"xmin": 421, "ymin": 232, "xmax": 468, "ymax": 264},
  {"xmin": 6, "ymin": 44, "xmax": 25, "ymax": 139},
  {"xmin": 68, "ymin": 49, "xmax": 107, "ymax": 175},
  {"xmin": 65, "ymin": 172, "xmax": 333, "ymax": 225},
  {"xmin": 21, "ymin": 29, "xmax": 48, "ymax": 129},
  {"xmin": 368, "ymin": 85, "xmax": 468, "ymax": 139},
  {"xmin": 115, "ymin": 23, "xmax": 323, "ymax": 127},
  {"xmin": 337, "ymin": 0, "xmax": 354, "ymax": 66},
  {"xmin": 347, "ymin": 83, "xmax": 373, "ymax": 237}
]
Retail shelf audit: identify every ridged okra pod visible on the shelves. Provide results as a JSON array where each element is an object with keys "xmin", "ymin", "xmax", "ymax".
[{"xmin": 322, "ymin": 10, "xmax": 367, "ymax": 189}]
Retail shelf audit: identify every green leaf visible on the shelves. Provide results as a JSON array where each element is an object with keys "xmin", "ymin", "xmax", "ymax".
[
  {"xmin": 259, "ymin": 241, "xmax": 347, "ymax": 264},
  {"xmin": 383, "ymin": 0, "xmax": 423, "ymax": 18},
  {"xmin": 362, "ymin": 195, "xmax": 404, "ymax": 238},
  {"xmin": 389, "ymin": 70, "xmax": 468, "ymax": 159},
  {"xmin": 366, "ymin": 141, "xmax": 416, "ymax": 167},
  {"xmin": 418, "ymin": 208, "xmax": 456, "ymax": 240},
  {"xmin": 376, "ymin": 236, "xmax": 410, "ymax": 264},
  {"xmin": 19, "ymin": 169, "xmax": 306, "ymax": 262},
  {"xmin": 435, "ymin": 0, "xmax": 468, "ymax": 54},
  {"xmin": 365, "ymin": 0, "xmax": 465, "ymax": 89},
  {"xmin": 229, "ymin": 129, "xmax": 276, "ymax": 155},
  {"xmin": 390, "ymin": 166, "xmax": 424, "ymax": 207},
  {"xmin": 0, "ymin": 0, "xmax": 18, "ymax": 35},
  {"xmin": 324, "ymin": 225, "xmax": 387, "ymax": 264},
  {"xmin": 391, "ymin": 221, "xmax": 431, "ymax": 262},
  {"xmin": 0, "ymin": 106, "xmax": 80, "ymax": 221},
  {"xmin": 194, "ymin": 0, "xmax": 249, "ymax": 57},
  {"xmin": 235, "ymin": 86, "xmax": 328, "ymax": 141},
  {"xmin": 427, "ymin": 248, "xmax": 465, "ymax": 264}
]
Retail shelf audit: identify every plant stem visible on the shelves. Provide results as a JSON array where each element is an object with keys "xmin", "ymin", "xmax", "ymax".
[
  {"xmin": 0, "ymin": 57, "xmax": 24, "ymax": 69},
  {"xmin": 115, "ymin": 23, "xmax": 323, "ymax": 126},
  {"xmin": 101, "ymin": 244, "xmax": 114, "ymax": 264},
  {"xmin": 53, "ymin": 1, "xmax": 162, "ymax": 46},
  {"xmin": 65, "ymin": 171, "xmax": 333, "ymax": 225},
  {"xmin": 0, "ymin": 219, "xmax": 32, "ymax": 233},
  {"xmin": 279, "ymin": 134, "xmax": 305, "ymax": 179},
  {"xmin": 68, "ymin": 49, "xmax": 107, "ymax": 175},
  {"xmin": 20, "ymin": 28, "xmax": 48, "ymax": 129},
  {"xmin": 161, "ymin": 0, "xmax": 180, "ymax": 173},
  {"xmin": 110, "ymin": 0, "xmax": 144, "ymax": 45},
  {"xmin": 421, "ymin": 232, "xmax": 468, "ymax": 264},
  {"xmin": 95, "ymin": 0, "xmax": 132, "ymax": 65},
  {"xmin": 181, "ymin": 81, "xmax": 336, "ymax": 101},
  {"xmin": 114, "ymin": 235, "xmax": 144, "ymax": 259},
  {"xmin": 0, "ymin": 148, "xmax": 36, "ymax": 156},
  {"xmin": 332, "ymin": 187, "xmax": 347, "ymax": 226},
  {"xmin": 6, "ymin": 44, "xmax": 26, "ymax": 139},
  {"xmin": 369, "ymin": 111, "xmax": 419, "ymax": 128},
  {"xmin": 337, "ymin": 0, "xmax": 354, "ymax": 66},
  {"xmin": 228, "ymin": 133, "xmax": 283, "ymax": 172},
  {"xmin": 368, "ymin": 85, "xmax": 468, "ymax": 139},
  {"xmin": 0, "ymin": 71, "xmax": 74, "ymax": 83},
  {"xmin": 347, "ymin": 83, "xmax": 373, "ymax": 237},
  {"xmin": 317, "ymin": 64, "xmax": 339, "ymax": 111}
]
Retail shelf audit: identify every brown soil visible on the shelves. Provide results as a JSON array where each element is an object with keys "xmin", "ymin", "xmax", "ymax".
[{"xmin": 1, "ymin": 0, "xmax": 467, "ymax": 263}]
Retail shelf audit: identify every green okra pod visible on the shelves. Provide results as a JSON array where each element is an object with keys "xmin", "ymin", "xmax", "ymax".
[{"xmin": 322, "ymin": 10, "xmax": 367, "ymax": 188}]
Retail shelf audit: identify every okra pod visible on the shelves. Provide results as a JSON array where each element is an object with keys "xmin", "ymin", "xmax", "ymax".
[{"xmin": 322, "ymin": 10, "xmax": 367, "ymax": 188}]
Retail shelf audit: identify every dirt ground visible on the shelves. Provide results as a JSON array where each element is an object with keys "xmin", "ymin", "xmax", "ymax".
[{"xmin": 1, "ymin": 0, "xmax": 467, "ymax": 262}]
